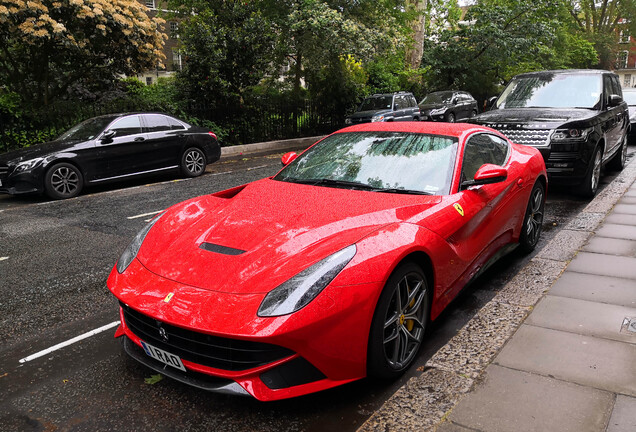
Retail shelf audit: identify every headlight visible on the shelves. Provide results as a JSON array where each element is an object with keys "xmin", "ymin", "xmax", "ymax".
[
  {"xmin": 371, "ymin": 115, "xmax": 385, "ymax": 122},
  {"xmin": 14, "ymin": 158, "xmax": 44, "ymax": 173},
  {"xmin": 430, "ymin": 108, "xmax": 446, "ymax": 115},
  {"xmin": 257, "ymin": 245, "xmax": 357, "ymax": 317},
  {"xmin": 551, "ymin": 128, "xmax": 592, "ymax": 141},
  {"xmin": 116, "ymin": 213, "xmax": 164, "ymax": 274}
]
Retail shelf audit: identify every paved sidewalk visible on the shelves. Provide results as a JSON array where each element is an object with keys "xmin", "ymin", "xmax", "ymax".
[
  {"xmin": 360, "ymin": 156, "xmax": 636, "ymax": 432},
  {"xmin": 439, "ymin": 181, "xmax": 636, "ymax": 431}
]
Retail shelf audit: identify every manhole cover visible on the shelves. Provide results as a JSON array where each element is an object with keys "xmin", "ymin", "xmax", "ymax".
[{"xmin": 620, "ymin": 317, "xmax": 636, "ymax": 335}]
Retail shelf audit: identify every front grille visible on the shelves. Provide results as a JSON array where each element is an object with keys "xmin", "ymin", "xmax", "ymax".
[
  {"xmin": 0, "ymin": 165, "xmax": 9, "ymax": 180},
  {"xmin": 121, "ymin": 303, "xmax": 294, "ymax": 371},
  {"xmin": 487, "ymin": 126, "xmax": 552, "ymax": 147},
  {"xmin": 351, "ymin": 117, "xmax": 372, "ymax": 124},
  {"xmin": 549, "ymin": 152, "xmax": 578, "ymax": 161}
]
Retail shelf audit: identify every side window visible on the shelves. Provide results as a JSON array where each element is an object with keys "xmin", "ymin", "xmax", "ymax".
[
  {"xmin": 144, "ymin": 114, "xmax": 171, "ymax": 133},
  {"xmin": 393, "ymin": 96, "xmax": 404, "ymax": 110},
  {"xmin": 611, "ymin": 75, "xmax": 623, "ymax": 97},
  {"xmin": 410, "ymin": 96, "xmax": 417, "ymax": 107},
  {"xmin": 461, "ymin": 134, "xmax": 510, "ymax": 182},
  {"xmin": 167, "ymin": 116, "xmax": 186, "ymax": 130},
  {"xmin": 603, "ymin": 75, "xmax": 614, "ymax": 104},
  {"xmin": 110, "ymin": 116, "xmax": 142, "ymax": 138}
]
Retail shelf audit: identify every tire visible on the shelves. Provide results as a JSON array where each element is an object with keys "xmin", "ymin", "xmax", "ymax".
[
  {"xmin": 519, "ymin": 181, "xmax": 545, "ymax": 254},
  {"xmin": 578, "ymin": 146, "xmax": 602, "ymax": 198},
  {"xmin": 44, "ymin": 162, "xmax": 83, "ymax": 200},
  {"xmin": 446, "ymin": 112, "xmax": 455, "ymax": 123},
  {"xmin": 181, "ymin": 147, "xmax": 207, "ymax": 177},
  {"xmin": 471, "ymin": 109, "xmax": 477, "ymax": 118},
  {"xmin": 367, "ymin": 262, "xmax": 430, "ymax": 379},
  {"xmin": 608, "ymin": 136, "xmax": 627, "ymax": 171}
]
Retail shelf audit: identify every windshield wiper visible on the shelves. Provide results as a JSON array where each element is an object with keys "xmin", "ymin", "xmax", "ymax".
[{"xmin": 279, "ymin": 177, "xmax": 431, "ymax": 195}]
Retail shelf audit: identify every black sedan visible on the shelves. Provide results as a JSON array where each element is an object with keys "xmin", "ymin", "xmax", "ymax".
[
  {"xmin": 623, "ymin": 88, "xmax": 636, "ymax": 144},
  {"xmin": 0, "ymin": 113, "xmax": 220, "ymax": 199},
  {"xmin": 419, "ymin": 91, "xmax": 478, "ymax": 123}
]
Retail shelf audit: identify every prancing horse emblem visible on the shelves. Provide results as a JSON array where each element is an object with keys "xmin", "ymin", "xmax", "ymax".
[{"xmin": 158, "ymin": 326, "xmax": 169, "ymax": 342}]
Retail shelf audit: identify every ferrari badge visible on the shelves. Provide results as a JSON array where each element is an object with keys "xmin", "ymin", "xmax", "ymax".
[
  {"xmin": 163, "ymin": 293, "xmax": 174, "ymax": 303},
  {"xmin": 453, "ymin": 203, "xmax": 464, "ymax": 217}
]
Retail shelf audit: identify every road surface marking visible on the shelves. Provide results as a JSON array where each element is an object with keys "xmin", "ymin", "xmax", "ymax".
[
  {"xmin": 19, "ymin": 321, "xmax": 120, "ymax": 364},
  {"xmin": 0, "ymin": 257, "xmax": 8, "ymax": 261},
  {"xmin": 127, "ymin": 210, "xmax": 163, "ymax": 220}
]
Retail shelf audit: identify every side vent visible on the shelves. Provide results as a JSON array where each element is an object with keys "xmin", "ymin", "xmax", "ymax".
[
  {"xmin": 212, "ymin": 184, "xmax": 247, "ymax": 199},
  {"xmin": 199, "ymin": 243, "xmax": 246, "ymax": 256}
]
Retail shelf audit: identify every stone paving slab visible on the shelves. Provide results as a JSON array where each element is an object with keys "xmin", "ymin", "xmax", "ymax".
[
  {"xmin": 613, "ymin": 203, "xmax": 636, "ymax": 215},
  {"xmin": 620, "ymin": 196, "xmax": 636, "ymax": 204},
  {"xmin": 549, "ymin": 272, "xmax": 636, "ymax": 308},
  {"xmin": 568, "ymin": 252, "xmax": 636, "ymax": 280},
  {"xmin": 495, "ymin": 325, "xmax": 636, "ymax": 396},
  {"xmin": 605, "ymin": 213, "xmax": 636, "ymax": 225},
  {"xmin": 436, "ymin": 422, "xmax": 474, "ymax": 432},
  {"xmin": 446, "ymin": 365, "xmax": 614, "ymax": 432},
  {"xmin": 582, "ymin": 236, "xmax": 636, "ymax": 257},
  {"xmin": 594, "ymin": 223, "xmax": 636, "ymax": 241},
  {"xmin": 607, "ymin": 395, "xmax": 636, "ymax": 432},
  {"xmin": 526, "ymin": 295, "xmax": 636, "ymax": 344}
]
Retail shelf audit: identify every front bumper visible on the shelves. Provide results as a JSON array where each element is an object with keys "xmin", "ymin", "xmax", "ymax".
[
  {"xmin": 107, "ymin": 259, "xmax": 379, "ymax": 401},
  {"xmin": 0, "ymin": 165, "xmax": 44, "ymax": 195}
]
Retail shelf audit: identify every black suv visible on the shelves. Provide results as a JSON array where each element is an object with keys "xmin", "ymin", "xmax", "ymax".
[
  {"xmin": 471, "ymin": 70, "xmax": 629, "ymax": 197},
  {"xmin": 419, "ymin": 90, "xmax": 478, "ymax": 122},
  {"xmin": 345, "ymin": 92, "xmax": 420, "ymax": 124}
]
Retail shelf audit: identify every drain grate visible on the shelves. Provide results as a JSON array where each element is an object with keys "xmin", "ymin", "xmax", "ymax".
[{"xmin": 620, "ymin": 317, "xmax": 636, "ymax": 335}]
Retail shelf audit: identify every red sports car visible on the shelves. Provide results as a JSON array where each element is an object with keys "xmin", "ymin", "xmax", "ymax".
[{"xmin": 107, "ymin": 122, "xmax": 547, "ymax": 401}]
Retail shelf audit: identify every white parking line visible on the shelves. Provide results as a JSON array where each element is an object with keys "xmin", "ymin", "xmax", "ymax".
[
  {"xmin": 127, "ymin": 210, "xmax": 163, "ymax": 220},
  {"xmin": 19, "ymin": 321, "xmax": 120, "ymax": 364},
  {"xmin": 0, "ymin": 257, "xmax": 8, "ymax": 262}
]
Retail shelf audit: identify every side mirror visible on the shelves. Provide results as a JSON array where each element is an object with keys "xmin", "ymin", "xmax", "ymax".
[
  {"xmin": 609, "ymin": 94, "xmax": 623, "ymax": 107},
  {"xmin": 281, "ymin": 152, "xmax": 298, "ymax": 166},
  {"xmin": 101, "ymin": 130, "xmax": 116, "ymax": 142},
  {"xmin": 451, "ymin": 98, "xmax": 457, "ymax": 105},
  {"xmin": 461, "ymin": 164, "xmax": 508, "ymax": 188}
]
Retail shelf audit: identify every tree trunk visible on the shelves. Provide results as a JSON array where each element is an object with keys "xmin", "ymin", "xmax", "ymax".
[{"xmin": 406, "ymin": 0, "xmax": 427, "ymax": 69}]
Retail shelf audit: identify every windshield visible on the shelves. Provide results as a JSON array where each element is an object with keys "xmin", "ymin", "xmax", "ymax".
[
  {"xmin": 358, "ymin": 96, "xmax": 393, "ymax": 111},
  {"xmin": 496, "ymin": 73, "xmax": 602, "ymax": 109},
  {"xmin": 274, "ymin": 132, "xmax": 458, "ymax": 195},
  {"xmin": 623, "ymin": 91, "xmax": 636, "ymax": 106},
  {"xmin": 420, "ymin": 92, "xmax": 453, "ymax": 105},
  {"xmin": 57, "ymin": 116, "xmax": 118, "ymax": 141}
]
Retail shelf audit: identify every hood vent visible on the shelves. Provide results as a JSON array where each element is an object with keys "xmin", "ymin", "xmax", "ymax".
[{"xmin": 199, "ymin": 242, "xmax": 246, "ymax": 256}]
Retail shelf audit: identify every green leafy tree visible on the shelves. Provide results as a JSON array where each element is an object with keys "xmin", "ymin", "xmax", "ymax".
[{"xmin": 0, "ymin": 0, "xmax": 166, "ymax": 106}]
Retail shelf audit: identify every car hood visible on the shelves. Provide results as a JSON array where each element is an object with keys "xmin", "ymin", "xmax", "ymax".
[
  {"xmin": 137, "ymin": 178, "xmax": 440, "ymax": 294},
  {"xmin": 349, "ymin": 109, "xmax": 392, "ymax": 119},
  {"xmin": 471, "ymin": 108, "xmax": 599, "ymax": 127},
  {"xmin": 0, "ymin": 139, "xmax": 85, "ymax": 165}
]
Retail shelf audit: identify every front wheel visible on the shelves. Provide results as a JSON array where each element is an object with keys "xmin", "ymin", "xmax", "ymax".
[
  {"xmin": 578, "ymin": 146, "xmax": 602, "ymax": 198},
  {"xmin": 446, "ymin": 112, "xmax": 455, "ymax": 123},
  {"xmin": 608, "ymin": 136, "xmax": 627, "ymax": 171},
  {"xmin": 44, "ymin": 162, "xmax": 83, "ymax": 200},
  {"xmin": 181, "ymin": 147, "xmax": 207, "ymax": 177},
  {"xmin": 367, "ymin": 262, "xmax": 430, "ymax": 379},
  {"xmin": 519, "ymin": 181, "xmax": 545, "ymax": 254}
]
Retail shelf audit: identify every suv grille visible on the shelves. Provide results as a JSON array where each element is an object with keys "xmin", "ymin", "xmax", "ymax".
[
  {"xmin": 486, "ymin": 125, "xmax": 552, "ymax": 147},
  {"xmin": 121, "ymin": 303, "xmax": 294, "ymax": 371}
]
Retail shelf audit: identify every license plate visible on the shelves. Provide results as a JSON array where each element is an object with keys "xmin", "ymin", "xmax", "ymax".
[{"xmin": 140, "ymin": 340, "xmax": 186, "ymax": 371}]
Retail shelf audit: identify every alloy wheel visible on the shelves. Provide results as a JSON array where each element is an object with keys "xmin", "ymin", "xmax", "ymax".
[
  {"xmin": 525, "ymin": 186, "xmax": 544, "ymax": 246},
  {"xmin": 185, "ymin": 149, "xmax": 204, "ymax": 175},
  {"xmin": 591, "ymin": 149, "xmax": 601, "ymax": 192},
  {"xmin": 51, "ymin": 166, "xmax": 80, "ymax": 196}
]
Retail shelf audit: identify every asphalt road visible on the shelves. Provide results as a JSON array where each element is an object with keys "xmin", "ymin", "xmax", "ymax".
[{"xmin": 0, "ymin": 147, "xmax": 634, "ymax": 432}]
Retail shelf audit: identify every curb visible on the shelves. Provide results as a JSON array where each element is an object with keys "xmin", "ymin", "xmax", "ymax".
[
  {"xmin": 220, "ymin": 136, "xmax": 325, "ymax": 158},
  {"xmin": 358, "ymin": 155, "xmax": 636, "ymax": 431}
]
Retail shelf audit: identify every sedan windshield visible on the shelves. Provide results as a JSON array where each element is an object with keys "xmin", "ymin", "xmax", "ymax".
[
  {"xmin": 57, "ymin": 116, "xmax": 118, "ymax": 141},
  {"xmin": 275, "ymin": 132, "xmax": 458, "ymax": 195},
  {"xmin": 496, "ymin": 73, "xmax": 602, "ymax": 109},
  {"xmin": 420, "ymin": 92, "xmax": 453, "ymax": 105},
  {"xmin": 358, "ymin": 96, "xmax": 392, "ymax": 111}
]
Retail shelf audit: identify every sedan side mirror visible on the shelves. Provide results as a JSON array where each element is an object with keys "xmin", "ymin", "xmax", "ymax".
[
  {"xmin": 101, "ymin": 130, "xmax": 116, "ymax": 142},
  {"xmin": 281, "ymin": 152, "xmax": 298, "ymax": 166},
  {"xmin": 461, "ymin": 164, "xmax": 508, "ymax": 188}
]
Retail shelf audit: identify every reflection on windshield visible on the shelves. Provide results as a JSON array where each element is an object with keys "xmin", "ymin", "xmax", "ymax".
[
  {"xmin": 274, "ymin": 132, "xmax": 458, "ymax": 195},
  {"xmin": 497, "ymin": 73, "xmax": 602, "ymax": 109},
  {"xmin": 420, "ymin": 92, "xmax": 453, "ymax": 105},
  {"xmin": 57, "ymin": 116, "xmax": 117, "ymax": 141},
  {"xmin": 358, "ymin": 96, "xmax": 392, "ymax": 111}
]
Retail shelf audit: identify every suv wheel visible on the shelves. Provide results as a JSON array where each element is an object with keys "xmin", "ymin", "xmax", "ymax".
[
  {"xmin": 579, "ymin": 146, "xmax": 602, "ymax": 198},
  {"xmin": 446, "ymin": 113, "xmax": 455, "ymax": 123},
  {"xmin": 608, "ymin": 136, "xmax": 627, "ymax": 171}
]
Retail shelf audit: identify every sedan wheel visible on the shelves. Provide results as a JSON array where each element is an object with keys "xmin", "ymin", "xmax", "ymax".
[
  {"xmin": 368, "ymin": 262, "xmax": 429, "ymax": 378},
  {"xmin": 181, "ymin": 147, "xmax": 207, "ymax": 177},
  {"xmin": 519, "ymin": 181, "xmax": 545, "ymax": 254},
  {"xmin": 44, "ymin": 162, "xmax": 83, "ymax": 200}
]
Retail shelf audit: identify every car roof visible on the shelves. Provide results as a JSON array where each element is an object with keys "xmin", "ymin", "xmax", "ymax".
[
  {"xmin": 335, "ymin": 121, "xmax": 498, "ymax": 139},
  {"xmin": 513, "ymin": 69, "xmax": 612, "ymax": 79}
]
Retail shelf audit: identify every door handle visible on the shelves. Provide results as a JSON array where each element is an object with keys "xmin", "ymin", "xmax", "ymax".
[{"xmin": 134, "ymin": 137, "xmax": 145, "ymax": 142}]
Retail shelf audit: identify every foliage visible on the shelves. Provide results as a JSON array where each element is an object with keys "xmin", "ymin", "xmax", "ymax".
[{"xmin": 0, "ymin": 0, "xmax": 166, "ymax": 107}]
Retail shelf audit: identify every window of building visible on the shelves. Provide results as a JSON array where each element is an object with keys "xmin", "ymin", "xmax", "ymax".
[
  {"xmin": 620, "ymin": 31, "xmax": 630, "ymax": 44},
  {"xmin": 617, "ymin": 51, "xmax": 629, "ymax": 69},
  {"xmin": 170, "ymin": 21, "xmax": 178, "ymax": 37},
  {"xmin": 146, "ymin": 76, "xmax": 153, "ymax": 85},
  {"xmin": 624, "ymin": 74, "xmax": 632, "ymax": 87},
  {"xmin": 145, "ymin": 0, "xmax": 155, "ymax": 9}
]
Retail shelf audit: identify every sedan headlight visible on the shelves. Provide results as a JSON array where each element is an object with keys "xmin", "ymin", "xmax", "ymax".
[
  {"xmin": 14, "ymin": 158, "xmax": 44, "ymax": 173},
  {"xmin": 257, "ymin": 245, "xmax": 357, "ymax": 317},
  {"xmin": 371, "ymin": 115, "xmax": 385, "ymax": 122},
  {"xmin": 551, "ymin": 127, "xmax": 592, "ymax": 141},
  {"xmin": 116, "ymin": 213, "xmax": 164, "ymax": 274}
]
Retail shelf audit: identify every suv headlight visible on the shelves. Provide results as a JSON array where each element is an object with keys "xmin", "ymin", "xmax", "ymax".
[
  {"xmin": 371, "ymin": 115, "xmax": 385, "ymax": 122},
  {"xmin": 116, "ymin": 213, "xmax": 164, "ymax": 274},
  {"xmin": 551, "ymin": 128, "xmax": 592, "ymax": 141},
  {"xmin": 257, "ymin": 245, "xmax": 357, "ymax": 317},
  {"xmin": 14, "ymin": 158, "xmax": 44, "ymax": 173},
  {"xmin": 345, "ymin": 118, "xmax": 352, "ymax": 125},
  {"xmin": 430, "ymin": 108, "xmax": 446, "ymax": 115}
]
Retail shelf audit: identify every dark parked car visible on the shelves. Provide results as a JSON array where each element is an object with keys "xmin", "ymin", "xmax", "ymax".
[
  {"xmin": 622, "ymin": 87, "xmax": 636, "ymax": 144},
  {"xmin": 345, "ymin": 92, "xmax": 420, "ymax": 124},
  {"xmin": 419, "ymin": 91, "xmax": 478, "ymax": 122},
  {"xmin": 0, "ymin": 113, "xmax": 221, "ymax": 199},
  {"xmin": 471, "ymin": 69, "xmax": 629, "ymax": 197}
]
